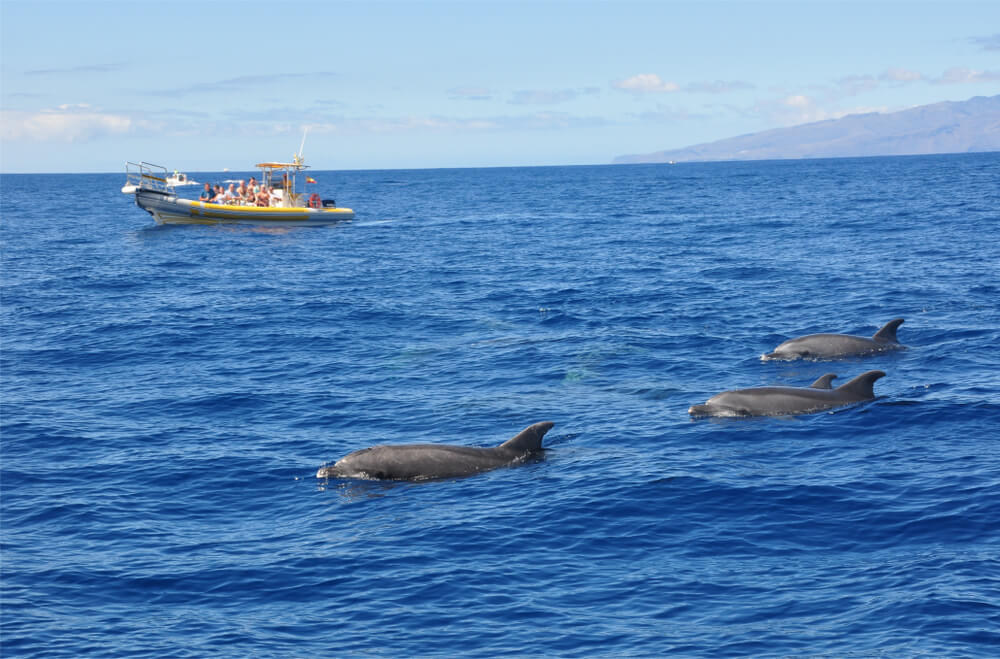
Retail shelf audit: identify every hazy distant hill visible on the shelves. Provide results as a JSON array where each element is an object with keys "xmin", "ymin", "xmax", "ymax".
[{"xmin": 614, "ymin": 95, "xmax": 1000, "ymax": 164}]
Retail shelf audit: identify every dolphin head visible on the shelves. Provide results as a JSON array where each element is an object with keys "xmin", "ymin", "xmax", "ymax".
[
  {"xmin": 688, "ymin": 401, "xmax": 751, "ymax": 417},
  {"xmin": 688, "ymin": 403, "xmax": 717, "ymax": 417}
]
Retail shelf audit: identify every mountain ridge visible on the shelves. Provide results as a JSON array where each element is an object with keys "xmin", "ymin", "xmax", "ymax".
[{"xmin": 613, "ymin": 95, "xmax": 1000, "ymax": 164}]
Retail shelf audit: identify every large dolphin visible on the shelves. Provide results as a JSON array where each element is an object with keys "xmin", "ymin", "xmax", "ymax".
[
  {"xmin": 762, "ymin": 318, "xmax": 905, "ymax": 361},
  {"xmin": 316, "ymin": 421, "xmax": 555, "ymax": 481},
  {"xmin": 689, "ymin": 370, "xmax": 885, "ymax": 417}
]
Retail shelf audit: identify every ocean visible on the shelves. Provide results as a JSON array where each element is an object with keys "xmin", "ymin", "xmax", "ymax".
[{"xmin": 2, "ymin": 153, "xmax": 999, "ymax": 657}]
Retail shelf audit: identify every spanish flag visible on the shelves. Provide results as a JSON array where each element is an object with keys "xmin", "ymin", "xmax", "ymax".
[{"xmin": 306, "ymin": 177, "xmax": 317, "ymax": 184}]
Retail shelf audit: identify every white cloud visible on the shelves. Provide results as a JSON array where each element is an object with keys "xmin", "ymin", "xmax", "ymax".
[
  {"xmin": 783, "ymin": 95, "xmax": 812, "ymax": 109},
  {"xmin": 614, "ymin": 75, "xmax": 751, "ymax": 95},
  {"xmin": 632, "ymin": 104, "xmax": 704, "ymax": 122},
  {"xmin": 509, "ymin": 89, "xmax": 576, "ymax": 105},
  {"xmin": 970, "ymin": 34, "xmax": 1000, "ymax": 52},
  {"xmin": 836, "ymin": 74, "xmax": 879, "ymax": 96},
  {"xmin": 836, "ymin": 66, "xmax": 998, "ymax": 94},
  {"xmin": 448, "ymin": 86, "xmax": 493, "ymax": 101},
  {"xmin": 495, "ymin": 111, "xmax": 608, "ymax": 130},
  {"xmin": 303, "ymin": 111, "xmax": 608, "ymax": 136},
  {"xmin": 683, "ymin": 80, "xmax": 754, "ymax": 94},
  {"xmin": 837, "ymin": 68, "xmax": 924, "ymax": 96},
  {"xmin": 25, "ymin": 63, "xmax": 125, "ymax": 75},
  {"xmin": 757, "ymin": 95, "xmax": 887, "ymax": 126},
  {"xmin": 1, "ymin": 105, "xmax": 136, "ymax": 142},
  {"xmin": 933, "ymin": 67, "xmax": 1000, "ymax": 84},
  {"xmin": 507, "ymin": 87, "xmax": 600, "ymax": 105},
  {"xmin": 882, "ymin": 68, "xmax": 923, "ymax": 83},
  {"xmin": 356, "ymin": 116, "xmax": 498, "ymax": 133},
  {"xmin": 613, "ymin": 73, "xmax": 680, "ymax": 94},
  {"xmin": 151, "ymin": 72, "xmax": 340, "ymax": 97},
  {"xmin": 306, "ymin": 116, "xmax": 502, "ymax": 135}
]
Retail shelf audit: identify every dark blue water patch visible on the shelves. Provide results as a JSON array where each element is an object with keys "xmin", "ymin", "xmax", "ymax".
[{"xmin": 3, "ymin": 154, "xmax": 1000, "ymax": 658}]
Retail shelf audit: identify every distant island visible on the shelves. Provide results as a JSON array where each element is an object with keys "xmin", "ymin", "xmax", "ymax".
[{"xmin": 613, "ymin": 94, "xmax": 1000, "ymax": 164}]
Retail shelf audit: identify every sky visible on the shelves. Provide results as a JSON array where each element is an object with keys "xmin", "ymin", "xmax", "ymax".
[{"xmin": 1, "ymin": 0, "xmax": 998, "ymax": 173}]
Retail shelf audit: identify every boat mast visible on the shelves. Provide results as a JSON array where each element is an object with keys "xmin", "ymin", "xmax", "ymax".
[{"xmin": 297, "ymin": 127, "xmax": 309, "ymax": 165}]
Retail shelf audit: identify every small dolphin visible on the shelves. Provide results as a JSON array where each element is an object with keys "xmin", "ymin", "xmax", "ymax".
[
  {"xmin": 762, "ymin": 318, "xmax": 905, "ymax": 361},
  {"xmin": 809, "ymin": 373, "xmax": 838, "ymax": 389},
  {"xmin": 316, "ymin": 421, "xmax": 555, "ymax": 481},
  {"xmin": 689, "ymin": 370, "xmax": 885, "ymax": 417}
]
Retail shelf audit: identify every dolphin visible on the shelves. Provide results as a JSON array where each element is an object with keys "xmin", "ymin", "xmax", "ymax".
[
  {"xmin": 809, "ymin": 373, "xmax": 838, "ymax": 389},
  {"xmin": 762, "ymin": 318, "xmax": 905, "ymax": 361},
  {"xmin": 316, "ymin": 421, "xmax": 555, "ymax": 481},
  {"xmin": 688, "ymin": 370, "xmax": 885, "ymax": 417}
]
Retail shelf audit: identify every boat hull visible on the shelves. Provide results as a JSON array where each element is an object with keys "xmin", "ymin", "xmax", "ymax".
[{"xmin": 135, "ymin": 190, "xmax": 354, "ymax": 226}]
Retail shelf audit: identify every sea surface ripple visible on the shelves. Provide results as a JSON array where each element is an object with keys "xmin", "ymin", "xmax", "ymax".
[{"xmin": 2, "ymin": 154, "xmax": 999, "ymax": 657}]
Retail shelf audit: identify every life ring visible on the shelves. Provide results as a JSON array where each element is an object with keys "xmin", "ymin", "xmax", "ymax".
[{"xmin": 308, "ymin": 193, "xmax": 322, "ymax": 209}]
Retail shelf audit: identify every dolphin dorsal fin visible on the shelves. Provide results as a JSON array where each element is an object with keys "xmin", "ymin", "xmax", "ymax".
[
  {"xmin": 873, "ymin": 318, "xmax": 904, "ymax": 343},
  {"xmin": 836, "ymin": 370, "xmax": 886, "ymax": 398},
  {"xmin": 810, "ymin": 373, "xmax": 838, "ymax": 389},
  {"xmin": 498, "ymin": 421, "xmax": 555, "ymax": 453}
]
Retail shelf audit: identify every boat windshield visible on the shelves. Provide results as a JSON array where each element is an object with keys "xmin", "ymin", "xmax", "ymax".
[{"xmin": 259, "ymin": 165, "xmax": 297, "ymax": 197}]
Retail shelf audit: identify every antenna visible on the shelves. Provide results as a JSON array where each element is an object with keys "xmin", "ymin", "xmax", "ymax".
[{"xmin": 297, "ymin": 127, "xmax": 309, "ymax": 163}]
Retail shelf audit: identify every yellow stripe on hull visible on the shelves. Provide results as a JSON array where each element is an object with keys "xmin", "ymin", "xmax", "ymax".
[{"xmin": 135, "ymin": 192, "xmax": 354, "ymax": 226}]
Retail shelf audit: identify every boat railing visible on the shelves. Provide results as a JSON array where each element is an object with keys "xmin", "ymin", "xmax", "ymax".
[{"xmin": 125, "ymin": 161, "xmax": 170, "ymax": 193}]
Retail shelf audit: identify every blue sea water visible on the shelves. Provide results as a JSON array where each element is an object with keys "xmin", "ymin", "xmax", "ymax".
[{"xmin": 2, "ymin": 153, "xmax": 999, "ymax": 658}]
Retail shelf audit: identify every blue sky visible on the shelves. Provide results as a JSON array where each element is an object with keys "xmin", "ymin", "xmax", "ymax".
[{"xmin": 1, "ymin": 0, "xmax": 998, "ymax": 172}]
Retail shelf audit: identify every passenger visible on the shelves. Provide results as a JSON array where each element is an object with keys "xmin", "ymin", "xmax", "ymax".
[
  {"xmin": 255, "ymin": 185, "xmax": 270, "ymax": 207},
  {"xmin": 225, "ymin": 183, "xmax": 237, "ymax": 203},
  {"xmin": 237, "ymin": 180, "xmax": 248, "ymax": 204},
  {"xmin": 200, "ymin": 182, "xmax": 213, "ymax": 201},
  {"xmin": 249, "ymin": 177, "xmax": 259, "ymax": 196},
  {"xmin": 211, "ymin": 184, "xmax": 225, "ymax": 202}
]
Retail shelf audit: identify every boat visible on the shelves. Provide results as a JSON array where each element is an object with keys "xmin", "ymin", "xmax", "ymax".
[
  {"xmin": 122, "ymin": 157, "xmax": 354, "ymax": 226},
  {"xmin": 121, "ymin": 169, "xmax": 197, "ymax": 194},
  {"xmin": 167, "ymin": 171, "xmax": 199, "ymax": 187}
]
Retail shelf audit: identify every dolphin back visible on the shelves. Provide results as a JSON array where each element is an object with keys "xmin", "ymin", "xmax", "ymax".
[
  {"xmin": 498, "ymin": 421, "xmax": 555, "ymax": 454},
  {"xmin": 693, "ymin": 387, "xmax": 834, "ymax": 417},
  {"xmin": 317, "ymin": 421, "xmax": 556, "ymax": 481},
  {"xmin": 835, "ymin": 370, "xmax": 886, "ymax": 400},
  {"xmin": 322, "ymin": 444, "xmax": 512, "ymax": 480},
  {"xmin": 764, "ymin": 334, "xmax": 871, "ymax": 360},
  {"xmin": 690, "ymin": 370, "xmax": 885, "ymax": 417},
  {"xmin": 764, "ymin": 318, "xmax": 905, "ymax": 360},
  {"xmin": 810, "ymin": 373, "xmax": 838, "ymax": 389}
]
